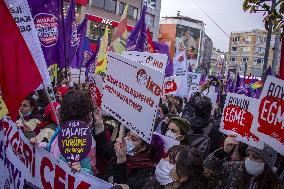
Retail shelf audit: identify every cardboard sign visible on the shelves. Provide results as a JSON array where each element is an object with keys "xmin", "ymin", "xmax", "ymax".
[
  {"xmin": 122, "ymin": 51, "xmax": 168, "ymax": 73},
  {"xmin": 0, "ymin": 118, "xmax": 112, "ymax": 189},
  {"xmin": 58, "ymin": 120, "xmax": 92, "ymax": 162},
  {"xmin": 0, "ymin": 96, "xmax": 8, "ymax": 119},
  {"xmin": 251, "ymin": 76, "xmax": 284, "ymax": 155},
  {"xmin": 163, "ymin": 76, "xmax": 181, "ymax": 95},
  {"xmin": 220, "ymin": 93, "xmax": 264, "ymax": 149},
  {"xmin": 7, "ymin": 0, "xmax": 51, "ymax": 87},
  {"xmin": 102, "ymin": 52, "xmax": 164, "ymax": 143}
]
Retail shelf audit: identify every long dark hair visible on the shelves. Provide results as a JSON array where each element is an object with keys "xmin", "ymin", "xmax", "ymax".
[
  {"xmin": 60, "ymin": 90, "xmax": 94, "ymax": 125},
  {"xmin": 25, "ymin": 95, "xmax": 39, "ymax": 115},
  {"xmin": 238, "ymin": 164, "xmax": 281, "ymax": 189},
  {"xmin": 162, "ymin": 121, "xmax": 190, "ymax": 146},
  {"xmin": 176, "ymin": 147, "xmax": 207, "ymax": 189}
]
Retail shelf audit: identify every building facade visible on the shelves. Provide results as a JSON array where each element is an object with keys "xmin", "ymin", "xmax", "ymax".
[
  {"xmin": 209, "ymin": 48, "xmax": 226, "ymax": 76},
  {"xmin": 66, "ymin": 0, "xmax": 162, "ymax": 44},
  {"xmin": 228, "ymin": 29, "xmax": 275, "ymax": 77},
  {"xmin": 159, "ymin": 15, "xmax": 205, "ymax": 71},
  {"xmin": 201, "ymin": 34, "xmax": 213, "ymax": 72}
]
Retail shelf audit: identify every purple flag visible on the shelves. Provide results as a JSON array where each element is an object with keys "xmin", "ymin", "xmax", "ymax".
[
  {"xmin": 28, "ymin": 0, "xmax": 65, "ymax": 69},
  {"xmin": 153, "ymin": 41, "xmax": 173, "ymax": 77},
  {"xmin": 82, "ymin": 38, "xmax": 94, "ymax": 67},
  {"xmin": 126, "ymin": 4, "xmax": 147, "ymax": 52},
  {"xmin": 86, "ymin": 37, "xmax": 101, "ymax": 82},
  {"xmin": 234, "ymin": 74, "xmax": 246, "ymax": 94},
  {"xmin": 64, "ymin": 0, "xmax": 79, "ymax": 65},
  {"xmin": 69, "ymin": 18, "xmax": 88, "ymax": 68}
]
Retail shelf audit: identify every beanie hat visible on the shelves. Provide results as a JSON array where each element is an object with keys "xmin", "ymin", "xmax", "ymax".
[
  {"xmin": 169, "ymin": 117, "xmax": 191, "ymax": 133},
  {"xmin": 247, "ymin": 144, "xmax": 277, "ymax": 168}
]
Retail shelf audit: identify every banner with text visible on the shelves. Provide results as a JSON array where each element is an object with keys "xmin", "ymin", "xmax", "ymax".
[
  {"xmin": 122, "ymin": 51, "xmax": 168, "ymax": 73},
  {"xmin": 251, "ymin": 76, "xmax": 284, "ymax": 155},
  {"xmin": 163, "ymin": 76, "xmax": 181, "ymax": 95},
  {"xmin": 7, "ymin": 0, "xmax": 51, "ymax": 87},
  {"xmin": 220, "ymin": 93, "xmax": 264, "ymax": 149},
  {"xmin": 102, "ymin": 52, "xmax": 164, "ymax": 143},
  {"xmin": 0, "ymin": 118, "xmax": 112, "ymax": 189}
]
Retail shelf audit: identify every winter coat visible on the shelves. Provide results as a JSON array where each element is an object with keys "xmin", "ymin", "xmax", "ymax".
[{"xmin": 204, "ymin": 148, "xmax": 283, "ymax": 189}]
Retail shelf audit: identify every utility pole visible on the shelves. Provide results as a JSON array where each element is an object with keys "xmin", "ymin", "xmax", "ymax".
[
  {"xmin": 271, "ymin": 29, "xmax": 281, "ymax": 76},
  {"xmin": 261, "ymin": 0, "xmax": 277, "ymax": 80}
]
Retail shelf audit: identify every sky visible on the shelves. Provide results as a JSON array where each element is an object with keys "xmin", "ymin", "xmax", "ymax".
[{"xmin": 160, "ymin": 0, "xmax": 266, "ymax": 52}]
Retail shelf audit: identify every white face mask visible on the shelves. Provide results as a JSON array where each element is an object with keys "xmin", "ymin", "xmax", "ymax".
[
  {"xmin": 165, "ymin": 130, "xmax": 177, "ymax": 139},
  {"xmin": 245, "ymin": 158, "xmax": 265, "ymax": 176},
  {"xmin": 125, "ymin": 139, "xmax": 135, "ymax": 156},
  {"xmin": 155, "ymin": 159, "xmax": 175, "ymax": 186}
]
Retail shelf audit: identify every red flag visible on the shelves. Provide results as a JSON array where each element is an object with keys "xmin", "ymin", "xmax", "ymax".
[
  {"xmin": 146, "ymin": 28, "xmax": 155, "ymax": 53},
  {"xmin": 279, "ymin": 39, "xmax": 284, "ymax": 80},
  {"xmin": 0, "ymin": 1, "xmax": 43, "ymax": 121}
]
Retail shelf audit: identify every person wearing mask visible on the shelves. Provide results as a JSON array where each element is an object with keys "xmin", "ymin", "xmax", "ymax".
[
  {"xmin": 142, "ymin": 145, "xmax": 207, "ymax": 189},
  {"xmin": 100, "ymin": 131, "xmax": 165, "ymax": 189},
  {"xmin": 161, "ymin": 117, "xmax": 191, "ymax": 145},
  {"xmin": 205, "ymin": 136, "xmax": 282, "ymax": 189},
  {"xmin": 16, "ymin": 95, "xmax": 42, "ymax": 139}
]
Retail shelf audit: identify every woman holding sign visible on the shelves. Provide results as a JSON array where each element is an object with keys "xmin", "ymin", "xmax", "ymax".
[
  {"xmin": 205, "ymin": 136, "xmax": 282, "ymax": 189},
  {"xmin": 47, "ymin": 90, "xmax": 97, "ymax": 175}
]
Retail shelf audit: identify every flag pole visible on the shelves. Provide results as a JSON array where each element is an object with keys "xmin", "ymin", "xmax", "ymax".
[
  {"xmin": 41, "ymin": 82, "xmax": 60, "ymax": 125},
  {"xmin": 61, "ymin": 0, "xmax": 68, "ymax": 79}
]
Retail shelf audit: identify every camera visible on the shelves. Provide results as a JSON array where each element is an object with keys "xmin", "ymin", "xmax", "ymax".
[{"xmin": 209, "ymin": 75, "xmax": 221, "ymax": 87}]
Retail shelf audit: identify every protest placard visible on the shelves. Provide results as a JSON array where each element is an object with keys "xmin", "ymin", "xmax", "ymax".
[
  {"xmin": 0, "ymin": 97, "xmax": 8, "ymax": 119},
  {"xmin": 102, "ymin": 52, "xmax": 164, "ymax": 143},
  {"xmin": 6, "ymin": 0, "xmax": 51, "ymax": 87},
  {"xmin": 251, "ymin": 76, "xmax": 284, "ymax": 155},
  {"xmin": 187, "ymin": 72, "xmax": 201, "ymax": 97},
  {"xmin": 220, "ymin": 93, "xmax": 264, "ymax": 149},
  {"xmin": 163, "ymin": 76, "xmax": 181, "ymax": 95},
  {"xmin": 173, "ymin": 51, "xmax": 188, "ymax": 97},
  {"xmin": 58, "ymin": 120, "xmax": 92, "ymax": 162},
  {"xmin": 0, "ymin": 118, "xmax": 112, "ymax": 189},
  {"xmin": 122, "ymin": 51, "xmax": 168, "ymax": 73}
]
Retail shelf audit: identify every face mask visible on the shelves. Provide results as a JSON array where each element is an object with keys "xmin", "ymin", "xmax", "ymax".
[
  {"xmin": 126, "ymin": 139, "xmax": 135, "ymax": 156},
  {"xmin": 245, "ymin": 158, "xmax": 265, "ymax": 176},
  {"xmin": 155, "ymin": 159, "xmax": 175, "ymax": 185},
  {"xmin": 22, "ymin": 112, "xmax": 32, "ymax": 117},
  {"xmin": 165, "ymin": 130, "xmax": 177, "ymax": 139}
]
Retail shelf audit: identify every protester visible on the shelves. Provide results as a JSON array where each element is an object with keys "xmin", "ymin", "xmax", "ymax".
[
  {"xmin": 161, "ymin": 117, "xmax": 191, "ymax": 145},
  {"xmin": 16, "ymin": 95, "xmax": 42, "ymax": 139},
  {"xmin": 36, "ymin": 90, "xmax": 97, "ymax": 175},
  {"xmin": 205, "ymin": 136, "xmax": 282, "ymax": 189},
  {"xmin": 127, "ymin": 145, "xmax": 208, "ymax": 189}
]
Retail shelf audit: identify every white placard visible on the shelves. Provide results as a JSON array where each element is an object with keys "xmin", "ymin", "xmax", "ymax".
[
  {"xmin": 163, "ymin": 76, "xmax": 181, "ymax": 95},
  {"xmin": 187, "ymin": 72, "xmax": 201, "ymax": 96},
  {"xmin": 173, "ymin": 51, "xmax": 188, "ymax": 97},
  {"xmin": 7, "ymin": 0, "xmax": 51, "ymax": 87},
  {"xmin": 0, "ymin": 118, "xmax": 112, "ymax": 189},
  {"xmin": 220, "ymin": 93, "xmax": 264, "ymax": 149},
  {"xmin": 122, "ymin": 51, "xmax": 168, "ymax": 73},
  {"xmin": 251, "ymin": 76, "xmax": 284, "ymax": 155},
  {"xmin": 102, "ymin": 52, "xmax": 165, "ymax": 143}
]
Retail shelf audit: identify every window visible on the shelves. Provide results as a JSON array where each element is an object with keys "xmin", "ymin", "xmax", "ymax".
[
  {"xmin": 119, "ymin": 2, "xmax": 138, "ymax": 20},
  {"xmin": 104, "ymin": 0, "xmax": 116, "ymax": 12},
  {"xmin": 231, "ymin": 47, "xmax": 237, "ymax": 51},
  {"xmin": 230, "ymin": 57, "xmax": 236, "ymax": 62},
  {"xmin": 90, "ymin": 0, "xmax": 117, "ymax": 13},
  {"xmin": 89, "ymin": 22, "xmax": 114, "ymax": 44},
  {"xmin": 257, "ymin": 58, "xmax": 264, "ymax": 64},
  {"xmin": 233, "ymin": 36, "xmax": 240, "ymax": 42},
  {"xmin": 242, "ymin": 57, "xmax": 248, "ymax": 62}
]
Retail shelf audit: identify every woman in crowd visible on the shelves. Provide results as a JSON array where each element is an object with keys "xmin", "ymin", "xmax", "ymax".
[
  {"xmin": 17, "ymin": 95, "xmax": 42, "ymax": 139},
  {"xmin": 36, "ymin": 90, "xmax": 97, "ymax": 175},
  {"xmin": 205, "ymin": 136, "xmax": 282, "ymax": 189},
  {"xmin": 161, "ymin": 117, "xmax": 191, "ymax": 145}
]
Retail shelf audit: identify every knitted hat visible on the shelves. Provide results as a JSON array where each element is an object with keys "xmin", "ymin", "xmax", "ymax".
[
  {"xmin": 169, "ymin": 117, "xmax": 191, "ymax": 133},
  {"xmin": 247, "ymin": 144, "xmax": 277, "ymax": 168}
]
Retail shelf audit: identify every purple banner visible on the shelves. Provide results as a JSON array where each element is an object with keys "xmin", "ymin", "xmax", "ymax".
[
  {"xmin": 28, "ymin": 0, "xmax": 65, "ymax": 69},
  {"xmin": 153, "ymin": 41, "xmax": 173, "ymax": 77},
  {"xmin": 126, "ymin": 4, "xmax": 147, "ymax": 52}
]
